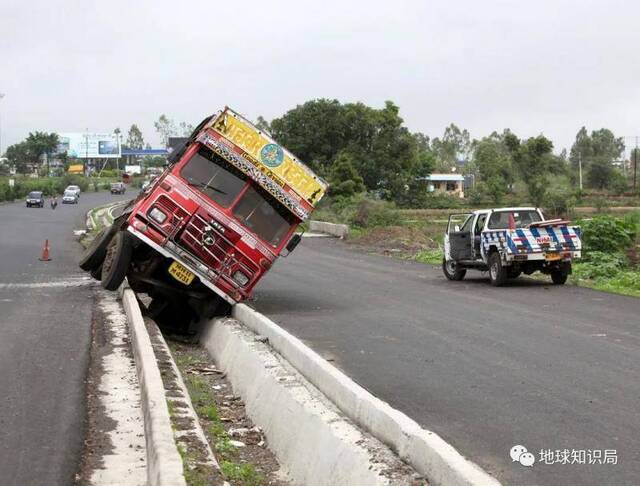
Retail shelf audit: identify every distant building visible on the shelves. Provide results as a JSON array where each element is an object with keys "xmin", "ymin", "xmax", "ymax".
[{"xmin": 424, "ymin": 173, "xmax": 465, "ymax": 198}]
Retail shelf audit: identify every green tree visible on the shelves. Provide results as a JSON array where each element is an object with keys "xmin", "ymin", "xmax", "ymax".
[
  {"xmin": 24, "ymin": 132, "xmax": 59, "ymax": 175},
  {"xmin": 328, "ymin": 151, "xmax": 365, "ymax": 197},
  {"xmin": 255, "ymin": 116, "xmax": 271, "ymax": 133},
  {"xmin": 473, "ymin": 133, "xmax": 514, "ymax": 204},
  {"xmin": 5, "ymin": 142, "xmax": 30, "ymax": 174},
  {"xmin": 431, "ymin": 123, "xmax": 471, "ymax": 171},
  {"xmin": 126, "ymin": 124, "xmax": 145, "ymax": 150},
  {"xmin": 179, "ymin": 121, "xmax": 194, "ymax": 137},
  {"xmin": 154, "ymin": 114, "xmax": 177, "ymax": 146},
  {"xmin": 569, "ymin": 127, "xmax": 624, "ymax": 189},
  {"xmin": 268, "ymin": 99, "xmax": 432, "ymax": 204},
  {"xmin": 509, "ymin": 135, "xmax": 558, "ymax": 207}
]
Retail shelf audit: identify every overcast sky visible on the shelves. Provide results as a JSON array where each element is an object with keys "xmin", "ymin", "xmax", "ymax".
[{"xmin": 1, "ymin": 0, "xmax": 639, "ymax": 156}]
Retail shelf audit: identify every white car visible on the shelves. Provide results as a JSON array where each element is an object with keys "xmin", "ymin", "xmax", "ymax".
[
  {"xmin": 62, "ymin": 190, "xmax": 79, "ymax": 204},
  {"xmin": 65, "ymin": 185, "xmax": 81, "ymax": 198}
]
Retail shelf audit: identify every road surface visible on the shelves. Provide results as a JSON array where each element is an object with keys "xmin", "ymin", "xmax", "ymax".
[
  {"xmin": 251, "ymin": 237, "xmax": 640, "ymax": 486},
  {"xmin": 0, "ymin": 192, "xmax": 129, "ymax": 486}
]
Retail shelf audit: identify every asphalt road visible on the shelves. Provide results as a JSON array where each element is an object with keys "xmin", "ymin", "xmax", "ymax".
[
  {"xmin": 0, "ymin": 192, "xmax": 129, "ymax": 486},
  {"xmin": 251, "ymin": 237, "xmax": 640, "ymax": 486}
]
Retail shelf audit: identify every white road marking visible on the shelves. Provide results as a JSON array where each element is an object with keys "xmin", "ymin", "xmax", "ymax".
[{"xmin": 0, "ymin": 277, "xmax": 93, "ymax": 289}]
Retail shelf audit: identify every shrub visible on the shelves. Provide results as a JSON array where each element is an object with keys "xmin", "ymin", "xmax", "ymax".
[
  {"xmin": 543, "ymin": 176, "xmax": 576, "ymax": 218},
  {"xmin": 581, "ymin": 216, "xmax": 634, "ymax": 253},
  {"xmin": 574, "ymin": 251, "xmax": 627, "ymax": 279},
  {"xmin": 351, "ymin": 198, "xmax": 397, "ymax": 228}
]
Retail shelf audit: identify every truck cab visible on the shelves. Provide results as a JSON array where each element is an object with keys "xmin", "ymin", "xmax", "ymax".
[
  {"xmin": 80, "ymin": 107, "xmax": 328, "ymax": 329},
  {"xmin": 443, "ymin": 207, "xmax": 582, "ymax": 286}
]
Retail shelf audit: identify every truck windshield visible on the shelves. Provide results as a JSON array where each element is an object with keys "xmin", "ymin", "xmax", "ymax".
[
  {"xmin": 487, "ymin": 210, "xmax": 541, "ymax": 229},
  {"xmin": 233, "ymin": 185, "xmax": 296, "ymax": 247},
  {"xmin": 180, "ymin": 148, "xmax": 247, "ymax": 207}
]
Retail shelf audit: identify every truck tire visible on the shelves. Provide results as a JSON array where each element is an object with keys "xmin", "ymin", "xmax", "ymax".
[
  {"xmin": 488, "ymin": 252, "xmax": 507, "ymax": 286},
  {"xmin": 442, "ymin": 258, "xmax": 466, "ymax": 281},
  {"xmin": 79, "ymin": 225, "xmax": 116, "ymax": 271},
  {"xmin": 101, "ymin": 231, "xmax": 133, "ymax": 291},
  {"xmin": 551, "ymin": 268, "xmax": 569, "ymax": 285},
  {"xmin": 507, "ymin": 267, "xmax": 521, "ymax": 279}
]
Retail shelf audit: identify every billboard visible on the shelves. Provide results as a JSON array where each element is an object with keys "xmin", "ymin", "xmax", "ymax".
[{"xmin": 57, "ymin": 133, "xmax": 121, "ymax": 158}]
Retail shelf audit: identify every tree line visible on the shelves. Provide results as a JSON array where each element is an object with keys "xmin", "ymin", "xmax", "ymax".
[
  {"xmin": 257, "ymin": 99, "xmax": 635, "ymax": 208},
  {"xmin": 2, "ymin": 115, "xmax": 193, "ymax": 175}
]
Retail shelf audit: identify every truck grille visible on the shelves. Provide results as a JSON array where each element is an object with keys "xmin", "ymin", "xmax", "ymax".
[{"xmin": 180, "ymin": 213, "xmax": 233, "ymax": 269}]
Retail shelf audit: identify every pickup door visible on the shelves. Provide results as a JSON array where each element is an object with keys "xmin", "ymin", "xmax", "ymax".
[{"xmin": 447, "ymin": 213, "xmax": 473, "ymax": 260}]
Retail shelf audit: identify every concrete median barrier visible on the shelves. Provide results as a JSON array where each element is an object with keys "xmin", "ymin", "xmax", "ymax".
[
  {"xmin": 231, "ymin": 304, "xmax": 500, "ymax": 486},
  {"xmin": 200, "ymin": 317, "xmax": 417, "ymax": 486},
  {"xmin": 121, "ymin": 288, "xmax": 186, "ymax": 486},
  {"xmin": 309, "ymin": 220, "xmax": 350, "ymax": 238}
]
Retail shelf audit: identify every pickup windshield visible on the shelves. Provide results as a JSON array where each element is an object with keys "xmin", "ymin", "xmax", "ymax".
[{"xmin": 487, "ymin": 210, "xmax": 541, "ymax": 229}]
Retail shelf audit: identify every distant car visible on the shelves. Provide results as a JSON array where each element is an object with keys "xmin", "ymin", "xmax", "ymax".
[
  {"xmin": 110, "ymin": 182, "xmax": 126, "ymax": 194},
  {"xmin": 26, "ymin": 191, "xmax": 45, "ymax": 208},
  {"xmin": 65, "ymin": 185, "xmax": 81, "ymax": 198},
  {"xmin": 62, "ymin": 190, "xmax": 79, "ymax": 204}
]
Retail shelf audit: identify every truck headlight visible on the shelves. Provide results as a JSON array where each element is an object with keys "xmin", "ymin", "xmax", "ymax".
[
  {"xmin": 232, "ymin": 270, "xmax": 250, "ymax": 287},
  {"xmin": 149, "ymin": 207, "xmax": 167, "ymax": 224}
]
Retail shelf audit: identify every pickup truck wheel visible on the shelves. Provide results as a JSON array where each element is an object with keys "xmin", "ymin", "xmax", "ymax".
[
  {"xmin": 507, "ymin": 267, "xmax": 521, "ymax": 279},
  {"xmin": 488, "ymin": 252, "xmax": 507, "ymax": 286},
  {"xmin": 442, "ymin": 258, "xmax": 466, "ymax": 281},
  {"xmin": 551, "ymin": 269, "xmax": 569, "ymax": 285},
  {"xmin": 79, "ymin": 225, "xmax": 116, "ymax": 271},
  {"xmin": 101, "ymin": 231, "xmax": 133, "ymax": 290}
]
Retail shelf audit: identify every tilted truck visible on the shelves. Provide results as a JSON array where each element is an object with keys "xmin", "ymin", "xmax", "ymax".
[
  {"xmin": 80, "ymin": 107, "xmax": 328, "ymax": 327},
  {"xmin": 443, "ymin": 207, "xmax": 582, "ymax": 286}
]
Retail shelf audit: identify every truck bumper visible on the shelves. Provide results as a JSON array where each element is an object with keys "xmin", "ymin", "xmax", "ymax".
[
  {"xmin": 127, "ymin": 225, "xmax": 237, "ymax": 305},
  {"xmin": 505, "ymin": 251, "xmax": 581, "ymax": 262}
]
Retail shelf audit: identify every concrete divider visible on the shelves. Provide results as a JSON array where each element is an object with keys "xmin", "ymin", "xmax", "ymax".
[
  {"xmin": 232, "ymin": 304, "xmax": 500, "ymax": 486},
  {"xmin": 121, "ymin": 288, "xmax": 186, "ymax": 486},
  {"xmin": 309, "ymin": 220, "xmax": 350, "ymax": 238},
  {"xmin": 201, "ymin": 317, "xmax": 417, "ymax": 485}
]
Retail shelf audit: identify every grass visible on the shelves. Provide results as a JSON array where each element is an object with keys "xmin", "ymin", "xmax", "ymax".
[
  {"xmin": 173, "ymin": 346, "xmax": 264, "ymax": 486},
  {"xmin": 177, "ymin": 444, "xmax": 211, "ymax": 486},
  {"xmin": 221, "ymin": 461, "xmax": 264, "ymax": 486}
]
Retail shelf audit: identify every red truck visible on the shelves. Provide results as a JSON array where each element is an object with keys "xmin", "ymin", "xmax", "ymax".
[{"xmin": 80, "ymin": 108, "xmax": 328, "ymax": 329}]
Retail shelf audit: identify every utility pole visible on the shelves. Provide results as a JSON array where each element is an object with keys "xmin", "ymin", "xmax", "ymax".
[
  {"xmin": 635, "ymin": 136, "xmax": 638, "ymax": 191},
  {"xmin": 0, "ymin": 93, "xmax": 5, "ymax": 156},
  {"xmin": 578, "ymin": 153, "xmax": 583, "ymax": 191}
]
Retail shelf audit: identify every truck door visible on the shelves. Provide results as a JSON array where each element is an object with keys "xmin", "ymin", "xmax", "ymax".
[
  {"xmin": 473, "ymin": 213, "xmax": 487, "ymax": 258},
  {"xmin": 447, "ymin": 213, "xmax": 473, "ymax": 260}
]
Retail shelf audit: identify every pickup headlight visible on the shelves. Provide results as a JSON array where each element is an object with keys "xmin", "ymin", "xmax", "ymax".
[
  {"xmin": 232, "ymin": 270, "xmax": 250, "ymax": 287},
  {"xmin": 149, "ymin": 207, "xmax": 167, "ymax": 224}
]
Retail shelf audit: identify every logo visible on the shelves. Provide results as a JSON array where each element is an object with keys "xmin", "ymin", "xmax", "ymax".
[
  {"xmin": 536, "ymin": 236, "xmax": 551, "ymax": 244},
  {"xmin": 510, "ymin": 445, "xmax": 535, "ymax": 467},
  {"xmin": 201, "ymin": 226, "xmax": 216, "ymax": 246},
  {"xmin": 260, "ymin": 143, "xmax": 284, "ymax": 168}
]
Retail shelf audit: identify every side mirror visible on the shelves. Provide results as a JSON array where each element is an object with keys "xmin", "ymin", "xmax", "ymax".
[
  {"xmin": 454, "ymin": 225, "xmax": 460, "ymax": 232},
  {"xmin": 286, "ymin": 234, "xmax": 302, "ymax": 253}
]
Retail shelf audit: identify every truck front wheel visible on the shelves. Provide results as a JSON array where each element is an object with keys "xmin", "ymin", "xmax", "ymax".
[
  {"xmin": 101, "ymin": 231, "xmax": 133, "ymax": 290},
  {"xmin": 488, "ymin": 252, "xmax": 507, "ymax": 286},
  {"xmin": 79, "ymin": 225, "xmax": 116, "ymax": 271},
  {"xmin": 442, "ymin": 258, "xmax": 466, "ymax": 281}
]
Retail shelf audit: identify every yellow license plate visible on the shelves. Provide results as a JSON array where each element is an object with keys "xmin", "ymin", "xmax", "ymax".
[
  {"xmin": 168, "ymin": 261, "xmax": 195, "ymax": 285},
  {"xmin": 545, "ymin": 253, "xmax": 562, "ymax": 261}
]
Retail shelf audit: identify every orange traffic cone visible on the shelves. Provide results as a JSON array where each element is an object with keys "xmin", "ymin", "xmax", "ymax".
[{"xmin": 39, "ymin": 239, "xmax": 51, "ymax": 261}]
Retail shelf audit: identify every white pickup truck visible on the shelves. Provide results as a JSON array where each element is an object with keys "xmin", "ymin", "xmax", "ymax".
[{"xmin": 443, "ymin": 207, "xmax": 582, "ymax": 286}]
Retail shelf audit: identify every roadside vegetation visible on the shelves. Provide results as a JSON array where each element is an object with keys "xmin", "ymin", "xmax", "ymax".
[
  {"xmin": 169, "ymin": 342, "xmax": 284, "ymax": 486},
  {"xmin": 313, "ymin": 193, "xmax": 640, "ymax": 297}
]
